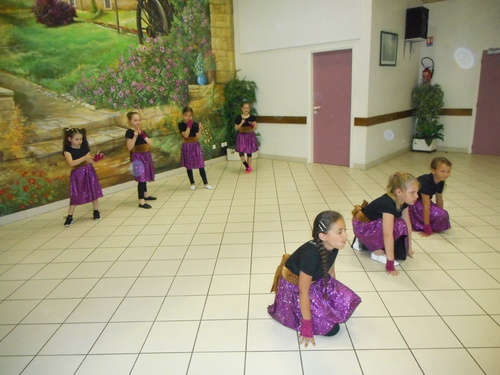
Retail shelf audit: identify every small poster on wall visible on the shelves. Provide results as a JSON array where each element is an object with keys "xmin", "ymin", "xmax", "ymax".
[{"xmin": 380, "ymin": 31, "xmax": 398, "ymax": 66}]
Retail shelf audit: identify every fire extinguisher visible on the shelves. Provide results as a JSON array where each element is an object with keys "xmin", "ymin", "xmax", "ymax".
[{"xmin": 421, "ymin": 57, "xmax": 434, "ymax": 84}]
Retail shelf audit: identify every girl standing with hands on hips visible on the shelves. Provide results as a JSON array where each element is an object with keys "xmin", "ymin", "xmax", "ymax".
[
  {"xmin": 352, "ymin": 172, "xmax": 419, "ymax": 276},
  {"xmin": 125, "ymin": 111, "xmax": 156, "ymax": 209},
  {"xmin": 178, "ymin": 106, "xmax": 212, "ymax": 190},
  {"xmin": 409, "ymin": 157, "xmax": 452, "ymax": 236},
  {"xmin": 62, "ymin": 128, "xmax": 103, "ymax": 227},
  {"xmin": 268, "ymin": 211, "xmax": 361, "ymax": 347},
  {"xmin": 234, "ymin": 101, "xmax": 258, "ymax": 173}
]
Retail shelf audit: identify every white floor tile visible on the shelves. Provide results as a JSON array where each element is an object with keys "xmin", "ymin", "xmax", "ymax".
[{"xmin": 1, "ymin": 154, "xmax": 499, "ymax": 375}]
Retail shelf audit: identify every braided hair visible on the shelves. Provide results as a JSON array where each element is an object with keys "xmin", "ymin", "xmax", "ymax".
[{"xmin": 312, "ymin": 211, "xmax": 343, "ymax": 285}]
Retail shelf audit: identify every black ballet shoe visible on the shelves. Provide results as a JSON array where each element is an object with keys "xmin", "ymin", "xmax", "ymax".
[
  {"xmin": 138, "ymin": 203, "xmax": 152, "ymax": 209},
  {"xmin": 324, "ymin": 324, "xmax": 340, "ymax": 337},
  {"xmin": 144, "ymin": 196, "xmax": 157, "ymax": 200}
]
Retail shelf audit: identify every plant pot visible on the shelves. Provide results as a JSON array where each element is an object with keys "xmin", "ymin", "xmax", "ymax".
[
  {"xmin": 412, "ymin": 138, "xmax": 437, "ymax": 152},
  {"xmin": 227, "ymin": 148, "xmax": 259, "ymax": 161},
  {"xmin": 197, "ymin": 74, "xmax": 207, "ymax": 85},
  {"xmin": 207, "ymin": 70, "xmax": 216, "ymax": 84}
]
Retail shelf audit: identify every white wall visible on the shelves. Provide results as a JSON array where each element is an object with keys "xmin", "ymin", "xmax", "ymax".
[
  {"xmin": 232, "ymin": 0, "xmax": 498, "ymax": 167},
  {"xmin": 233, "ymin": 0, "xmax": 369, "ymax": 163},
  {"xmin": 419, "ymin": 0, "xmax": 500, "ymax": 152}
]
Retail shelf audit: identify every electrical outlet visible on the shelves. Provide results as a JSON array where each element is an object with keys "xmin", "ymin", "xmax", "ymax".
[
  {"xmin": 212, "ymin": 144, "xmax": 216, "ymax": 150},
  {"xmin": 221, "ymin": 142, "xmax": 227, "ymax": 147}
]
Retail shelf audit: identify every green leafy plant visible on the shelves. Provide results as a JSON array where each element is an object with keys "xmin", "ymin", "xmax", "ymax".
[
  {"xmin": 222, "ymin": 73, "xmax": 258, "ymax": 149},
  {"xmin": 204, "ymin": 50, "xmax": 216, "ymax": 71},
  {"xmin": 195, "ymin": 52, "xmax": 205, "ymax": 76},
  {"xmin": 412, "ymin": 82, "xmax": 444, "ymax": 146},
  {"xmin": 0, "ymin": 170, "xmax": 70, "ymax": 215}
]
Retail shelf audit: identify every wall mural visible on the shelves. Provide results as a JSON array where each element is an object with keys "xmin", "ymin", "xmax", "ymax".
[{"xmin": 0, "ymin": 0, "xmax": 234, "ymax": 217}]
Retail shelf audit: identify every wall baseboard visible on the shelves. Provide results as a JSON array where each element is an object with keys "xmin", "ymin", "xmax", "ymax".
[
  {"xmin": 258, "ymin": 153, "xmax": 308, "ymax": 163},
  {"xmin": 352, "ymin": 147, "xmax": 410, "ymax": 170},
  {"xmin": 437, "ymin": 146, "xmax": 469, "ymax": 153},
  {"xmin": 0, "ymin": 156, "xmax": 228, "ymax": 226}
]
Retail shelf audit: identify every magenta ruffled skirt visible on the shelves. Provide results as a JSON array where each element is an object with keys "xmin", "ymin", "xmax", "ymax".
[
  {"xmin": 268, "ymin": 276, "xmax": 361, "ymax": 336},
  {"xmin": 69, "ymin": 164, "xmax": 103, "ymax": 205},
  {"xmin": 235, "ymin": 132, "xmax": 258, "ymax": 154},
  {"xmin": 352, "ymin": 217, "xmax": 408, "ymax": 252},
  {"xmin": 131, "ymin": 152, "xmax": 155, "ymax": 182},
  {"xmin": 181, "ymin": 142, "xmax": 205, "ymax": 169},
  {"xmin": 409, "ymin": 199, "xmax": 451, "ymax": 233}
]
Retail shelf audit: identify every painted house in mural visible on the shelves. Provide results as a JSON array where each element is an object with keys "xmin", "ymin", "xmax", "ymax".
[
  {"xmin": 65, "ymin": 0, "xmax": 137, "ymax": 11},
  {"xmin": 0, "ymin": 0, "xmax": 237, "ymax": 217}
]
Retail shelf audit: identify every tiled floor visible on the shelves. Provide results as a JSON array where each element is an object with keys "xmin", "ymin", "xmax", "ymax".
[{"xmin": 1, "ymin": 151, "xmax": 499, "ymax": 375}]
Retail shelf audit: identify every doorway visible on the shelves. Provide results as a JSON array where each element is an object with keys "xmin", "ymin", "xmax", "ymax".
[
  {"xmin": 312, "ymin": 49, "xmax": 352, "ymax": 166},
  {"xmin": 472, "ymin": 51, "xmax": 500, "ymax": 155}
]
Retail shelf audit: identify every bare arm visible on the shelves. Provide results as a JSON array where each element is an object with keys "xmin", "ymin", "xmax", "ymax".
[
  {"xmin": 298, "ymin": 271, "xmax": 315, "ymax": 347},
  {"xmin": 126, "ymin": 130, "xmax": 139, "ymax": 151},
  {"xmin": 234, "ymin": 119, "xmax": 244, "ymax": 131},
  {"xmin": 421, "ymin": 193, "xmax": 432, "ymax": 225},
  {"xmin": 382, "ymin": 212, "xmax": 399, "ymax": 276},
  {"xmin": 64, "ymin": 151, "xmax": 92, "ymax": 167},
  {"xmin": 435, "ymin": 192, "xmax": 444, "ymax": 209},
  {"xmin": 196, "ymin": 123, "xmax": 203, "ymax": 139},
  {"xmin": 402, "ymin": 207, "xmax": 414, "ymax": 258}
]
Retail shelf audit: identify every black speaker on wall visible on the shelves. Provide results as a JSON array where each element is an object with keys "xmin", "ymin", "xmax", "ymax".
[{"xmin": 405, "ymin": 6, "xmax": 429, "ymax": 41}]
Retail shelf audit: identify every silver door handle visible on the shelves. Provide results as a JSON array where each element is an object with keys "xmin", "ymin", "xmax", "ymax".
[{"xmin": 313, "ymin": 106, "xmax": 321, "ymax": 110}]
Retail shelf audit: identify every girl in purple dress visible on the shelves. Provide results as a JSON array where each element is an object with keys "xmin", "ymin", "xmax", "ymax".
[
  {"xmin": 409, "ymin": 157, "xmax": 452, "ymax": 236},
  {"xmin": 352, "ymin": 172, "xmax": 419, "ymax": 276},
  {"xmin": 234, "ymin": 101, "xmax": 258, "ymax": 173},
  {"xmin": 268, "ymin": 211, "xmax": 361, "ymax": 347},
  {"xmin": 178, "ymin": 106, "xmax": 212, "ymax": 190},
  {"xmin": 125, "ymin": 112, "xmax": 156, "ymax": 209},
  {"xmin": 62, "ymin": 128, "xmax": 103, "ymax": 227}
]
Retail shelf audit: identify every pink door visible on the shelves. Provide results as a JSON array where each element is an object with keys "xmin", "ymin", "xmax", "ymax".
[
  {"xmin": 472, "ymin": 51, "xmax": 500, "ymax": 155},
  {"xmin": 313, "ymin": 49, "xmax": 352, "ymax": 166}
]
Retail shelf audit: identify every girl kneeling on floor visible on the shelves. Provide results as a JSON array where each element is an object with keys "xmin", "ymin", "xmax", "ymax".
[
  {"xmin": 268, "ymin": 211, "xmax": 361, "ymax": 347},
  {"xmin": 352, "ymin": 172, "xmax": 419, "ymax": 276}
]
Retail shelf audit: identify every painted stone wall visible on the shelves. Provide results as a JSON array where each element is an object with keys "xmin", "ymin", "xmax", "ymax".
[{"xmin": 0, "ymin": 0, "xmax": 236, "ymax": 217}]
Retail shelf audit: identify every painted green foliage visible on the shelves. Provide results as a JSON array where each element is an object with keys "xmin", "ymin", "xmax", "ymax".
[{"xmin": 0, "ymin": 0, "xmax": 230, "ymax": 216}]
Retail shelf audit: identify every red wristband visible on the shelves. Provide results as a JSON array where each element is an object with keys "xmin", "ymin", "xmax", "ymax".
[
  {"xmin": 423, "ymin": 224, "xmax": 433, "ymax": 235},
  {"xmin": 300, "ymin": 319, "xmax": 313, "ymax": 338},
  {"xmin": 187, "ymin": 120, "xmax": 193, "ymax": 129},
  {"xmin": 139, "ymin": 131, "xmax": 146, "ymax": 139},
  {"xmin": 386, "ymin": 259, "xmax": 396, "ymax": 272},
  {"xmin": 93, "ymin": 152, "xmax": 104, "ymax": 162}
]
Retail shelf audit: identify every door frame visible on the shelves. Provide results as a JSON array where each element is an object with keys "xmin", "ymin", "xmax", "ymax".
[{"xmin": 309, "ymin": 46, "xmax": 355, "ymax": 166}]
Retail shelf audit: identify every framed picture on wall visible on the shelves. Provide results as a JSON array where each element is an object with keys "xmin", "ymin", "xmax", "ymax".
[{"xmin": 380, "ymin": 31, "xmax": 398, "ymax": 66}]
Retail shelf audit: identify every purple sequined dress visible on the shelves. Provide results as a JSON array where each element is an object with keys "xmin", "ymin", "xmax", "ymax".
[
  {"xmin": 409, "ymin": 199, "xmax": 451, "ymax": 233},
  {"xmin": 131, "ymin": 152, "xmax": 155, "ymax": 182},
  {"xmin": 235, "ymin": 132, "xmax": 258, "ymax": 154},
  {"xmin": 268, "ymin": 275, "xmax": 361, "ymax": 336},
  {"xmin": 352, "ymin": 217, "xmax": 409, "ymax": 252},
  {"xmin": 69, "ymin": 164, "xmax": 103, "ymax": 205},
  {"xmin": 181, "ymin": 142, "xmax": 205, "ymax": 169}
]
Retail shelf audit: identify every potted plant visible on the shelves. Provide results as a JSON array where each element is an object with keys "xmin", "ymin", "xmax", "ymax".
[
  {"xmin": 195, "ymin": 52, "xmax": 207, "ymax": 85},
  {"xmin": 411, "ymin": 82, "xmax": 444, "ymax": 152},
  {"xmin": 204, "ymin": 50, "xmax": 217, "ymax": 83},
  {"xmin": 222, "ymin": 73, "xmax": 258, "ymax": 158}
]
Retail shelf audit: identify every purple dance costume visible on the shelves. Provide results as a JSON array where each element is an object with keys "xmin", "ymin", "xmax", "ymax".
[
  {"xmin": 268, "ymin": 242, "xmax": 361, "ymax": 335},
  {"xmin": 126, "ymin": 129, "xmax": 155, "ymax": 182},
  {"xmin": 409, "ymin": 173, "xmax": 451, "ymax": 233},
  {"xmin": 235, "ymin": 115, "xmax": 258, "ymax": 154},
  {"xmin": 352, "ymin": 194, "xmax": 409, "ymax": 256},
  {"xmin": 178, "ymin": 121, "xmax": 205, "ymax": 169},
  {"xmin": 65, "ymin": 146, "xmax": 103, "ymax": 205}
]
